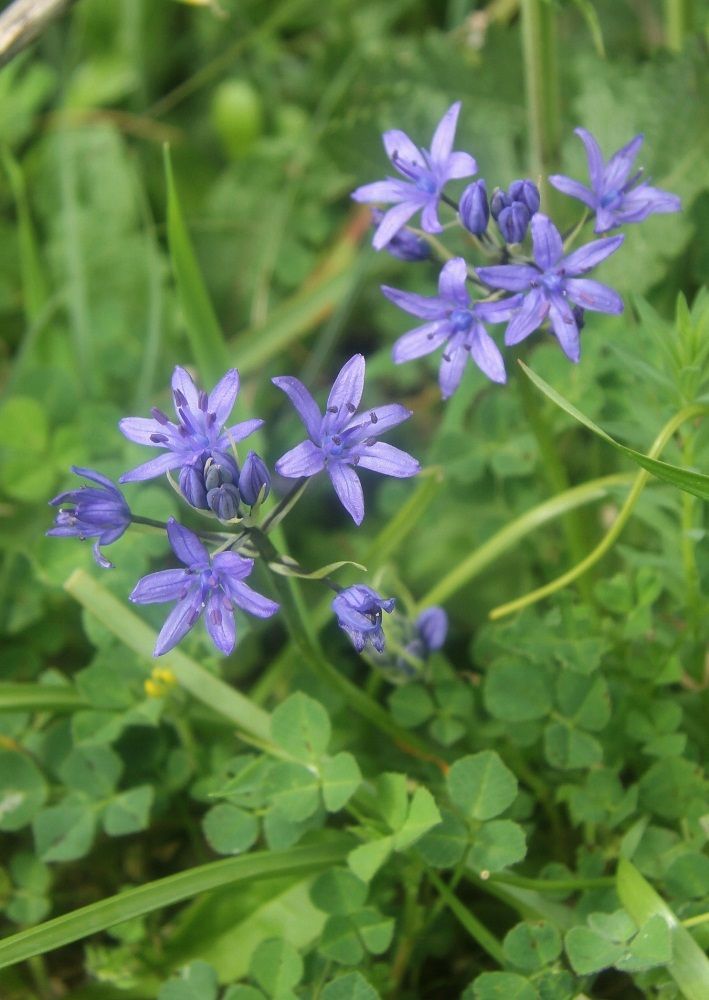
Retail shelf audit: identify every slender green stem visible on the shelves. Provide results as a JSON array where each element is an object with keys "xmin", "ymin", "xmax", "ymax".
[
  {"xmin": 0, "ymin": 841, "xmax": 350, "ymax": 971},
  {"xmin": 419, "ymin": 473, "xmax": 630, "ymax": 609},
  {"xmin": 682, "ymin": 911, "xmax": 709, "ymax": 929},
  {"xmin": 491, "ymin": 872, "xmax": 615, "ymax": 892},
  {"xmin": 252, "ymin": 531, "xmax": 450, "ymax": 769},
  {"xmin": 130, "ymin": 514, "xmax": 228, "ymax": 543},
  {"xmin": 516, "ymin": 363, "xmax": 594, "ymax": 603},
  {"xmin": 491, "ymin": 404, "xmax": 706, "ymax": 619},
  {"xmin": 663, "ymin": 0, "xmax": 694, "ymax": 52},
  {"xmin": 0, "ymin": 683, "xmax": 87, "ymax": 714},
  {"xmin": 680, "ymin": 427, "xmax": 701, "ymax": 632},
  {"xmin": 521, "ymin": 0, "xmax": 561, "ymax": 184},
  {"xmin": 427, "ymin": 868, "xmax": 505, "ymax": 965}
]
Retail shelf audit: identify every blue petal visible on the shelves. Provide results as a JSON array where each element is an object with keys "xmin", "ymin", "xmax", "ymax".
[
  {"xmin": 476, "ymin": 263, "xmax": 537, "ymax": 292},
  {"xmin": 531, "ymin": 214, "xmax": 563, "ymax": 271},
  {"xmin": 392, "ymin": 321, "xmax": 450, "ymax": 363},
  {"xmin": 275, "ymin": 439, "xmax": 325, "ymax": 478},
  {"xmin": 322, "ymin": 355, "xmax": 365, "ymax": 436},
  {"xmin": 130, "ymin": 568, "xmax": 192, "ymax": 604},
  {"xmin": 167, "ymin": 518, "xmax": 210, "ymax": 569},
  {"xmin": 272, "ymin": 375, "xmax": 323, "ymax": 440},
  {"xmin": 355, "ymin": 442, "xmax": 420, "ymax": 478},
  {"xmin": 119, "ymin": 451, "xmax": 185, "ymax": 484},
  {"xmin": 328, "ymin": 462, "xmax": 365, "ymax": 525},
  {"xmin": 224, "ymin": 579, "xmax": 279, "ymax": 618},
  {"xmin": 565, "ymin": 278, "xmax": 624, "ymax": 314},
  {"xmin": 205, "ymin": 589, "xmax": 236, "ymax": 654},
  {"xmin": 504, "ymin": 289, "xmax": 549, "ymax": 345},
  {"xmin": 381, "ymin": 285, "xmax": 445, "ymax": 320},
  {"xmin": 563, "ymin": 234, "xmax": 624, "ymax": 275},
  {"xmin": 429, "ymin": 102, "xmax": 461, "ymax": 164},
  {"xmin": 438, "ymin": 257, "xmax": 470, "ymax": 306},
  {"xmin": 154, "ymin": 591, "xmax": 203, "ymax": 656},
  {"xmin": 208, "ymin": 369, "xmax": 240, "ymax": 428}
]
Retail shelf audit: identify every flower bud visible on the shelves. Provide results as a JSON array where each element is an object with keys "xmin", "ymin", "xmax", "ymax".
[
  {"xmin": 459, "ymin": 179, "xmax": 489, "ymax": 235},
  {"xmin": 372, "ymin": 209, "xmax": 430, "ymax": 262},
  {"xmin": 204, "ymin": 455, "xmax": 236, "ymax": 492},
  {"xmin": 207, "ymin": 483, "xmax": 241, "ymax": 521},
  {"xmin": 509, "ymin": 178, "xmax": 540, "ymax": 215},
  {"xmin": 572, "ymin": 305, "xmax": 586, "ymax": 331},
  {"xmin": 497, "ymin": 202, "xmax": 531, "ymax": 244},
  {"xmin": 489, "ymin": 187, "xmax": 510, "ymax": 220},
  {"xmin": 239, "ymin": 451, "xmax": 271, "ymax": 506},
  {"xmin": 179, "ymin": 460, "xmax": 209, "ymax": 509}
]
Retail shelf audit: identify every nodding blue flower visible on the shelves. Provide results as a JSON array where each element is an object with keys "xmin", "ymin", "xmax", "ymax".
[
  {"xmin": 119, "ymin": 367, "xmax": 262, "ymax": 484},
  {"xmin": 497, "ymin": 202, "xmax": 531, "ymax": 245},
  {"xmin": 382, "ymin": 257, "xmax": 522, "ymax": 397},
  {"xmin": 395, "ymin": 606, "xmax": 449, "ymax": 674},
  {"xmin": 129, "ymin": 518, "xmax": 278, "ymax": 656},
  {"xmin": 549, "ymin": 128, "xmax": 681, "ymax": 234},
  {"xmin": 459, "ymin": 179, "xmax": 490, "ymax": 236},
  {"xmin": 370, "ymin": 209, "xmax": 430, "ymax": 261},
  {"xmin": 272, "ymin": 355, "xmax": 419, "ymax": 526},
  {"xmin": 239, "ymin": 451, "xmax": 271, "ymax": 506},
  {"xmin": 47, "ymin": 467, "xmax": 131, "ymax": 569},
  {"xmin": 332, "ymin": 584, "xmax": 395, "ymax": 653},
  {"xmin": 477, "ymin": 213, "xmax": 624, "ymax": 362},
  {"xmin": 352, "ymin": 102, "xmax": 477, "ymax": 250}
]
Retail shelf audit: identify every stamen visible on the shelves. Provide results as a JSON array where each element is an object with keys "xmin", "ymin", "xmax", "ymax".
[
  {"xmin": 327, "ymin": 405, "xmax": 338, "ymax": 414},
  {"xmin": 173, "ymin": 389, "xmax": 187, "ymax": 408},
  {"xmin": 151, "ymin": 407, "xmax": 170, "ymax": 424},
  {"xmin": 198, "ymin": 391, "xmax": 209, "ymax": 412},
  {"xmin": 369, "ymin": 411, "xmax": 378, "ymax": 423},
  {"xmin": 346, "ymin": 402, "xmax": 356, "ymax": 413},
  {"xmin": 150, "ymin": 433, "xmax": 169, "ymax": 444}
]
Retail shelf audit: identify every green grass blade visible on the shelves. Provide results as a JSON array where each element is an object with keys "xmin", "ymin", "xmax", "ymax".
[
  {"xmin": 232, "ymin": 239, "xmax": 358, "ymax": 377},
  {"xmin": 0, "ymin": 683, "xmax": 87, "ymax": 713},
  {"xmin": 163, "ymin": 144, "xmax": 230, "ymax": 385},
  {"xmin": 520, "ymin": 362, "xmax": 709, "ymax": 501},
  {"xmin": 617, "ymin": 859, "xmax": 709, "ymax": 1000},
  {"xmin": 64, "ymin": 569, "xmax": 272, "ymax": 745},
  {"xmin": 420, "ymin": 473, "xmax": 631, "ymax": 608},
  {"xmin": 0, "ymin": 841, "xmax": 349, "ymax": 971},
  {"xmin": 1, "ymin": 147, "xmax": 48, "ymax": 324}
]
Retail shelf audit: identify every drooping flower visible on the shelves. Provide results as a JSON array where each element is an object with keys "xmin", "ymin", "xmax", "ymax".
[
  {"xmin": 476, "ymin": 214, "xmax": 624, "ymax": 362},
  {"xmin": 395, "ymin": 605, "xmax": 449, "ymax": 674},
  {"xmin": 549, "ymin": 128, "xmax": 681, "ymax": 234},
  {"xmin": 119, "ymin": 367, "xmax": 262, "ymax": 484},
  {"xmin": 352, "ymin": 102, "xmax": 477, "ymax": 250},
  {"xmin": 332, "ymin": 585, "xmax": 395, "ymax": 653},
  {"xmin": 370, "ymin": 209, "xmax": 430, "ymax": 262},
  {"xmin": 47, "ymin": 467, "xmax": 131, "ymax": 569},
  {"xmin": 382, "ymin": 258, "xmax": 521, "ymax": 396},
  {"xmin": 129, "ymin": 518, "xmax": 278, "ymax": 656},
  {"xmin": 273, "ymin": 355, "xmax": 419, "ymax": 525}
]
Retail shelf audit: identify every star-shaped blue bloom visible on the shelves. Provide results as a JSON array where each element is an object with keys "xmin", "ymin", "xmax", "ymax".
[
  {"xmin": 382, "ymin": 257, "xmax": 522, "ymax": 397},
  {"xmin": 119, "ymin": 366, "xmax": 262, "ymax": 484},
  {"xmin": 273, "ymin": 355, "xmax": 420, "ymax": 526},
  {"xmin": 130, "ymin": 518, "xmax": 278, "ymax": 656},
  {"xmin": 549, "ymin": 128, "xmax": 681, "ymax": 234},
  {"xmin": 332, "ymin": 584, "xmax": 395, "ymax": 653},
  {"xmin": 351, "ymin": 102, "xmax": 477, "ymax": 250},
  {"xmin": 47, "ymin": 467, "xmax": 131, "ymax": 569},
  {"xmin": 477, "ymin": 214, "xmax": 624, "ymax": 362}
]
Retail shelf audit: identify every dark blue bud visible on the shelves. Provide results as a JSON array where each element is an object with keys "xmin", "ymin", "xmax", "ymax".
[
  {"xmin": 497, "ymin": 202, "xmax": 531, "ymax": 244},
  {"xmin": 207, "ymin": 483, "xmax": 241, "ymax": 521},
  {"xmin": 459, "ymin": 179, "xmax": 489, "ymax": 236},
  {"xmin": 490, "ymin": 188, "xmax": 511, "ymax": 220},
  {"xmin": 371, "ymin": 209, "xmax": 430, "ymax": 262},
  {"xmin": 239, "ymin": 451, "xmax": 271, "ymax": 506},
  {"xmin": 179, "ymin": 462, "xmax": 208, "ymax": 509},
  {"xmin": 509, "ymin": 178, "xmax": 541, "ymax": 215},
  {"xmin": 204, "ymin": 457, "xmax": 235, "ymax": 493}
]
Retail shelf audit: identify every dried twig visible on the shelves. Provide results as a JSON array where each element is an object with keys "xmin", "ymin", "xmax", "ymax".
[{"xmin": 0, "ymin": 0, "xmax": 78, "ymax": 69}]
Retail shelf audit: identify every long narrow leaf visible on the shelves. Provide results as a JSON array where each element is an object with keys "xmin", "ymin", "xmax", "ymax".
[
  {"xmin": 520, "ymin": 362, "xmax": 709, "ymax": 501},
  {"xmin": 0, "ymin": 841, "xmax": 349, "ymax": 971},
  {"xmin": 64, "ymin": 569, "xmax": 272, "ymax": 745},
  {"xmin": 617, "ymin": 859, "xmax": 709, "ymax": 1000},
  {"xmin": 164, "ymin": 144, "xmax": 230, "ymax": 385}
]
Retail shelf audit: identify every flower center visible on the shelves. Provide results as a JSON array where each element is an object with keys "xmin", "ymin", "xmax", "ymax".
[
  {"xmin": 449, "ymin": 308, "xmax": 473, "ymax": 334},
  {"xmin": 600, "ymin": 188, "xmax": 621, "ymax": 209},
  {"xmin": 542, "ymin": 272, "xmax": 565, "ymax": 294}
]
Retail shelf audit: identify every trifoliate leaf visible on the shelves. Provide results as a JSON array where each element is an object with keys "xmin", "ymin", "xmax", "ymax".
[{"xmin": 447, "ymin": 751, "xmax": 518, "ymax": 820}]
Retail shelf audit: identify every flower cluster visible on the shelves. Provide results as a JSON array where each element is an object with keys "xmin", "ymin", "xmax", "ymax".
[
  {"xmin": 48, "ymin": 363, "xmax": 422, "ymax": 661},
  {"xmin": 353, "ymin": 103, "xmax": 680, "ymax": 396}
]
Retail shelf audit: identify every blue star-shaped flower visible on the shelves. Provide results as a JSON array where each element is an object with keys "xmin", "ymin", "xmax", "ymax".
[
  {"xmin": 119, "ymin": 366, "xmax": 262, "ymax": 484},
  {"xmin": 382, "ymin": 257, "xmax": 522, "ymax": 397},
  {"xmin": 477, "ymin": 214, "xmax": 624, "ymax": 362},
  {"xmin": 351, "ymin": 102, "xmax": 477, "ymax": 250},
  {"xmin": 549, "ymin": 128, "xmax": 681, "ymax": 234},
  {"xmin": 273, "ymin": 355, "xmax": 419, "ymax": 526},
  {"xmin": 130, "ymin": 518, "xmax": 278, "ymax": 656}
]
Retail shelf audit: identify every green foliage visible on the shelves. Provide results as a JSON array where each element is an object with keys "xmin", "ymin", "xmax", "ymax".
[{"xmin": 0, "ymin": 1, "xmax": 707, "ymax": 998}]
